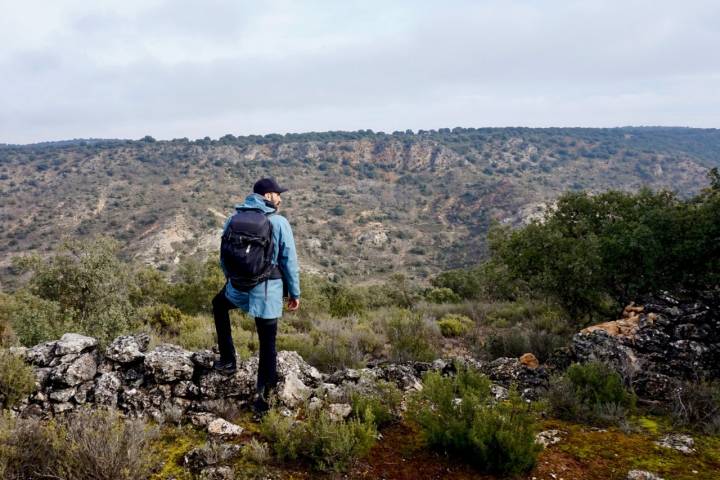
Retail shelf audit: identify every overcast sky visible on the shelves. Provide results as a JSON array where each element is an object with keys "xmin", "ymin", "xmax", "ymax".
[{"xmin": 1, "ymin": 0, "xmax": 719, "ymax": 144}]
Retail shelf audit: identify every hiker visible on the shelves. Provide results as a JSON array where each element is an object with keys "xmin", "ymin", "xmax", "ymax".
[{"xmin": 212, "ymin": 177, "xmax": 300, "ymax": 414}]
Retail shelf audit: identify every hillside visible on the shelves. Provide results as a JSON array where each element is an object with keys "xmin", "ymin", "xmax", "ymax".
[{"xmin": 1, "ymin": 127, "xmax": 719, "ymax": 285}]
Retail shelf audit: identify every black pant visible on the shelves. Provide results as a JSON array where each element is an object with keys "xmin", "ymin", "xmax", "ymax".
[{"xmin": 212, "ymin": 288, "xmax": 278, "ymax": 397}]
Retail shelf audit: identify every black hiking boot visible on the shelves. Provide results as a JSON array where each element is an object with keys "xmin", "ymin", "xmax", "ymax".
[
  {"xmin": 251, "ymin": 393, "xmax": 270, "ymax": 420},
  {"xmin": 212, "ymin": 358, "xmax": 237, "ymax": 375}
]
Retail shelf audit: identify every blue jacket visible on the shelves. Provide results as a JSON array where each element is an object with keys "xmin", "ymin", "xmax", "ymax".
[{"xmin": 220, "ymin": 193, "xmax": 300, "ymax": 320}]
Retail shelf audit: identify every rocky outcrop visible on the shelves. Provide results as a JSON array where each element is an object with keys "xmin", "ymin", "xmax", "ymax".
[
  {"xmin": 15, "ymin": 332, "xmax": 550, "ymax": 421},
  {"xmin": 570, "ymin": 290, "xmax": 720, "ymax": 399}
]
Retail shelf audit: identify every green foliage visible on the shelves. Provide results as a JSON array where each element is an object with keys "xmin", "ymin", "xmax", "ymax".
[
  {"xmin": 425, "ymin": 287, "xmax": 461, "ymax": 304},
  {"xmin": 349, "ymin": 380, "xmax": 403, "ymax": 428},
  {"xmin": 547, "ymin": 362, "xmax": 636, "ymax": 425},
  {"xmin": 0, "ymin": 351, "xmax": 36, "ymax": 409},
  {"xmin": 10, "ymin": 238, "xmax": 138, "ymax": 345},
  {"xmin": 0, "ymin": 290, "xmax": 72, "ymax": 346},
  {"xmin": 431, "ymin": 261, "xmax": 523, "ymax": 302},
  {"xmin": 166, "ymin": 258, "xmax": 225, "ymax": 315},
  {"xmin": 322, "ymin": 283, "xmax": 366, "ymax": 318},
  {"xmin": 383, "ymin": 309, "xmax": 440, "ymax": 362},
  {"xmin": 409, "ymin": 369, "xmax": 540, "ymax": 475},
  {"xmin": 437, "ymin": 313, "xmax": 473, "ymax": 337},
  {"xmin": 480, "ymin": 310, "xmax": 572, "ymax": 362},
  {"xmin": 260, "ymin": 407, "xmax": 377, "ymax": 472},
  {"xmin": 490, "ymin": 188, "xmax": 720, "ymax": 321}
]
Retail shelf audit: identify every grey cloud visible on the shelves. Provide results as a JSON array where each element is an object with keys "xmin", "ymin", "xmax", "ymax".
[{"xmin": 1, "ymin": 0, "xmax": 719, "ymax": 143}]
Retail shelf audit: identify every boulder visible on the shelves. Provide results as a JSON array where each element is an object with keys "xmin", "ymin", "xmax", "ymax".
[
  {"xmin": 51, "ymin": 352, "xmax": 98, "ymax": 386},
  {"xmin": 480, "ymin": 357, "xmax": 549, "ymax": 399},
  {"xmin": 327, "ymin": 403, "xmax": 352, "ymax": 421},
  {"xmin": 535, "ymin": 429, "xmax": 565, "ymax": 448},
  {"xmin": 105, "ymin": 333, "xmax": 150, "ymax": 363},
  {"xmin": 655, "ymin": 434, "xmax": 695, "ymax": 454},
  {"xmin": 207, "ymin": 418, "xmax": 244, "ymax": 439},
  {"xmin": 571, "ymin": 291, "xmax": 720, "ymax": 400},
  {"xmin": 144, "ymin": 344, "xmax": 194, "ymax": 383},
  {"xmin": 94, "ymin": 372, "xmax": 122, "ymax": 407},
  {"xmin": 54, "ymin": 333, "xmax": 97, "ymax": 356},
  {"xmin": 26, "ymin": 341, "xmax": 58, "ymax": 367}
]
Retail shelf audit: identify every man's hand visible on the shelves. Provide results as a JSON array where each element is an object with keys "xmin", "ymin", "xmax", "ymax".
[{"xmin": 287, "ymin": 298, "xmax": 300, "ymax": 311}]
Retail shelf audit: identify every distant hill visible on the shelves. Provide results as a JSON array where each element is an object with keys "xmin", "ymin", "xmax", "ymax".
[{"xmin": 1, "ymin": 127, "xmax": 719, "ymax": 284}]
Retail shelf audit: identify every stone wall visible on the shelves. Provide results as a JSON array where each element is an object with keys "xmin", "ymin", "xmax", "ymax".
[{"xmin": 12, "ymin": 332, "xmax": 548, "ymax": 421}]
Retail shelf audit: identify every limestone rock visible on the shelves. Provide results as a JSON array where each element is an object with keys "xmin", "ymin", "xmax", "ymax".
[
  {"xmin": 184, "ymin": 442, "xmax": 242, "ymax": 472},
  {"xmin": 49, "ymin": 387, "xmax": 76, "ymax": 403},
  {"xmin": 535, "ymin": 429, "xmax": 565, "ymax": 447},
  {"xmin": 54, "ymin": 333, "xmax": 97, "ymax": 356},
  {"xmin": 94, "ymin": 372, "xmax": 122, "ymax": 407},
  {"xmin": 327, "ymin": 403, "xmax": 352, "ymax": 421},
  {"xmin": 105, "ymin": 334, "xmax": 150, "ymax": 363},
  {"xmin": 655, "ymin": 433, "xmax": 695, "ymax": 454},
  {"xmin": 571, "ymin": 291, "xmax": 720, "ymax": 400},
  {"xmin": 207, "ymin": 418, "xmax": 244, "ymax": 439},
  {"xmin": 144, "ymin": 344, "xmax": 194, "ymax": 383},
  {"xmin": 192, "ymin": 350, "xmax": 216, "ymax": 369},
  {"xmin": 199, "ymin": 466, "xmax": 234, "ymax": 480},
  {"xmin": 26, "ymin": 341, "xmax": 58, "ymax": 367},
  {"xmin": 278, "ymin": 372, "xmax": 311, "ymax": 408},
  {"xmin": 51, "ymin": 352, "xmax": 97, "ymax": 386},
  {"xmin": 627, "ymin": 470, "xmax": 665, "ymax": 480},
  {"xmin": 480, "ymin": 357, "xmax": 548, "ymax": 399}
]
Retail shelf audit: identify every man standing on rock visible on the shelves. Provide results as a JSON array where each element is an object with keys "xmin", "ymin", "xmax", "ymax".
[{"xmin": 212, "ymin": 177, "xmax": 300, "ymax": 414}]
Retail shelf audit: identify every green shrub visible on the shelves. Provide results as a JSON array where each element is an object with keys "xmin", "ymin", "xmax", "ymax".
[
  {"xmin": 139, "ymin": 303, "xmax": 185, "ymax": 335},
  {"xmin": 12, "ymin": 238, "xmax": 137, "ymax": 344},
  {"xmin": 425, "ymin": 288, "xmax": 461, "ymax": 304},
  {"xmin": 166, "ymin": 258, "xmax": 225, "ymax": 315},
  {"xmin": 0, "ymin": 351, "xmax": 36, "ymax": 409},
  {"xmin": 437, "ymin": 314, "xmax": 473, "ymax": 337},
  {"xmin": 383, "ymin": 309, "xmax": 440, "ymax": 362},
  {"xmin": 547, "ymin": 362, "xmax": 636, "ymax": 425},
  {"xmin": 349, "ymin": 380, "xmax": 403, "ymax": 428},
  {"xmin": 409, "ymin": 369, "xmax": 540, "ymax": 475},
  {"xmin": 1, "ymin": 291, "xmax": 71, "ymax": 346},
  {"xmin": 670, "ymin": 380, "xmax": 720, "ymax": 434},
  {"xmin": 260, "ymin": 407, "xmax": 377, "ymax": 472},
  {"xmin": 322, "ymin": 284, "xmax": 366, "ymax": 317}
]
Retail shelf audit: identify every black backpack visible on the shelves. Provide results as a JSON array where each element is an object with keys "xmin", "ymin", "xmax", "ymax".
[{"xmin": 220, "ymin": 208, "xmax": 280, "ymax": 291}]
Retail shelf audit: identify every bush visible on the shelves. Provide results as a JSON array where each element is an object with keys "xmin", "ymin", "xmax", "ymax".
[
  {"xmin": 12, "ymin": 238, "xmax": 137, "ymax": 344},
  {"xmin": 0, "ymin": 408, "xmax": 159, "ymax": 480},
  {"xmin": 670, "ymin": 380, "xmax": 720, "ymax": 434},
  {"xmin": 0, "ymin": 291, "xmax": 72, "ymax": 346},
  {"xmin": 383, "ymin": 309, "xmax": 440, "ymax": 362},
  {"xmin": 437, "ymin": 314, "xmax": 473, "ymax": 337},
  {"xmin": 322, "ymin": 284, "xmax": 366, "ymax": 318},
  {"xmin": 0, "ymin": 351, "xmax": 36, "ymax": 409},
  {"xmin": 425, "ymin": 288, "xmax": 461, "ymax": 304},
  {"xmin": 167, "ymin": 258, "xmax": 225, "ymax": 315},
  {"xmin": 409, "ymin": 369, "xmax": 540, "ymax": 475},
  {"xmin": 547, "ymin": 362, "xmax": 636, "ymax": 425},
  {"xmin": 260, "ymin": 407, "xmax": 377, "ymax": 472},
  {"xmin": 349, "ymin": 380, "xmax": 403, "ymax": 428}
]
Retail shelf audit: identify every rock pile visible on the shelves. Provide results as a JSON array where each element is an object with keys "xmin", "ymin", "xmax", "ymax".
[
  {"xmin": 570, "ymin": 290, "xmax": 720, "ymax": 399},
  {"xmin": 14, "ymin": 332, "xmax": 548, "ymax": 421}
]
